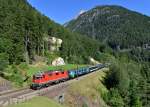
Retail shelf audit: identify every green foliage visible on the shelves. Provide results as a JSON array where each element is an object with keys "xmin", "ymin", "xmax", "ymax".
[
  {"xmin": 130, "ymin": 48, "xmax": 150, "ymax": 62},
  {"xmin": 0, "ymin": 53, "xmax": 9, "ymax": 72},
  {"xmin": 129, "ymin": 81, "xmax": 142, "ymax": 107},
  {"xmin": 104, "ymin": 64, "xmax": 120, "ymax": 89},
  {"xmin": 56, "ymin": 30, "xmax": 101, "ymax": 64},
  {"xmin": 18, "ymin": 63, "xmax": 29, "ymax": 70},
  {"xmin": 45, "ymin": 52, "xmax": 59, "ymax": 65},
  {"xmin": 103, "ymin": 55, "xmax": 147, "ymax": 107},
  {"xmin": 82, "ymin": 103, "xmax": 88, "ymax": 107},
  {"xmin": 94, "ymin": 52, "xmax": 115, "ymax": 63},
  {"xmin": 4, "ymin": 65, "xmax": 25, "ymax": 86},
  {"xmin": 104, "ymin": 88, "xmax": 124, "ymax": 107},
  {"xmin": 138, "ymin": 63, "xmax": 150, "ymax": 106}
]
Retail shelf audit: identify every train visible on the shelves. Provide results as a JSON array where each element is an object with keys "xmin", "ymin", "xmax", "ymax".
[{"xmin": 30, "ymin": 64, "xmax": 105, "ymax": 90}]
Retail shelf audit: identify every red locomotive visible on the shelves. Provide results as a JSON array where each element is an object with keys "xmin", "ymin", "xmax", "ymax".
[{"xmin": 31, "ymin": 70, "xmax": 69, "ymax": 89}]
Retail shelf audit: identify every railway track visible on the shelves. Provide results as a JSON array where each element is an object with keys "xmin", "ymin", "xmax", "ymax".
[
  {"xmin": 0, "ymin": 88, "xmax": 33, "ymax": 101},
  {"xmin": 0, "ymin": 87, "xmax": 29, "ymax": 96}
]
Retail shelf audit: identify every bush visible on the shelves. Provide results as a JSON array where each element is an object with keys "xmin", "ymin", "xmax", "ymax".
[
  {"xmin": 45, "ymin": 52, "xmax": 59, "ymax": 65},
  {"xmin": 18, "ymin": 62, "xmax": 29, "ymax": 70},
  {"xmin": 0, "ymin": 53, "xmax": 9, "ymax": 72},
  {"xmin": 82, "ymin": 103, "xmax": 88, "ymax": 107},
  {"xmin": 104, "ymin": 88, "xmax": 124, "ymax": 107},
  {"xmin": 104, "ymin": 64, "xmax": 120, "ymax": 89},
  {"xmin": 4, "ymin": 65, "xmax": 24, "ymax": 86}
]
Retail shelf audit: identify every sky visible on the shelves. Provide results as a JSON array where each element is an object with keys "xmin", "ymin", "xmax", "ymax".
[{"xmin": 27, "ymin": 0, "xmax": 150, "ymax": 25}]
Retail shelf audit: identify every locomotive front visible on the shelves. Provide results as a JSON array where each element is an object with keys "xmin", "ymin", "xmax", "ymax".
[{"xmin": 31, "ymin": 72, "xmax": 45, "ymax": 89}]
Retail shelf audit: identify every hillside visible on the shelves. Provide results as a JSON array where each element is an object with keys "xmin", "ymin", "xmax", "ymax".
[
  {"xmin": 66, "ymin": 5, "xmax": 150, "ymax": 49},
  {"xmin": 66, "ymin": 5, "xmax": 150, "ymax": 107},
  {"xmin": 0, "ymin": 0, "xmax": 102, "ymax": 71}
]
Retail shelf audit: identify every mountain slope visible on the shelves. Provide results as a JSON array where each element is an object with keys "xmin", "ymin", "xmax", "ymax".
[
  {"xmin": 66, "ymin": 6, "xmax": 150, "ymax": 107},
  {"xmin": 0, "ymin": 0, "xmax": 101, "ymax": 67},
  {"xmin": 66, "ymin": 5, "xmax": 150, "ymax": 49}
]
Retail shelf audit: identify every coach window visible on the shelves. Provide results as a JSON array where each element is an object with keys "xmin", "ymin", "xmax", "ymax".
[
  {"xmin": 61, "ymin": 72, "xmax": 64, "ymax": 74},
  {"xmin": 56, "ymin": 73, "xmax": 59, "ymax": 75}
]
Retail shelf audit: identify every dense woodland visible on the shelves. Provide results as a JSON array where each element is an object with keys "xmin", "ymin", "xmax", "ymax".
[{"xmin": 0, "ymin": 1, "xmax": 149, "ymax": 107}]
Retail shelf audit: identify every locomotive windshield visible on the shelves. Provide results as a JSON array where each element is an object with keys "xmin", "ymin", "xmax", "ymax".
[{"xmin": 33, "ymin": 75, "xmax": 42, "ymax": 80}]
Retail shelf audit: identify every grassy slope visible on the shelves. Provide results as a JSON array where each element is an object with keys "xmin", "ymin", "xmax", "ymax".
[
  {"xmin": 64, "ymin": 68, "xmax": 109, "ymax": 107},
  {"xmin": 7, "ymin": 96, "xmax": 64, "ymax": 107}
]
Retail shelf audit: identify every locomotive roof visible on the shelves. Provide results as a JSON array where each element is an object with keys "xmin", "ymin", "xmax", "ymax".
[
  {"xmin": 45, "ymin": 70, "xmax": 64, "ymax": 73},
  {"xmin": 34, "ymin": 70, "xmax": 64, "ymax": 77}
]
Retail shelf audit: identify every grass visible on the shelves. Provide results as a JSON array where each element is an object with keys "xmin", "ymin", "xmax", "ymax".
[
  {"xmin": 27, "ymin": 64, "xmax": 87, "ymax": 76},
  {"xmin": 7, "ymin": 96, "xmax": 64, "ymax": 107},
  {"xmin": 47, "ymin": 64, "xmax": 87, "ymax": 71}
]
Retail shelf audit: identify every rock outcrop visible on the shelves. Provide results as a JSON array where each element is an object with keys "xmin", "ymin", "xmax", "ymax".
[
  {"xmin": 47, "ymin": 37, "xmax": 62, "ymax": 52},
  {"xmin": 52, "ymin": 57, "xmax": 65, "ymax": 66},
  {"xmin": 89, "ymin": 57, "xmax": 100, "ymax": 65}
]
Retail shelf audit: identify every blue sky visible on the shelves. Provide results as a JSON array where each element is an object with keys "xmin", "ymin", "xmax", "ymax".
[{"xmin": 27, "ymin": 0, "xmax": 150, "ymax": 24}]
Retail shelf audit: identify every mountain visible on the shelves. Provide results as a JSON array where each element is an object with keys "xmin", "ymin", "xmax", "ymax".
[
  {"xmin": 66, "ymin": 5, "xmax": 150, "ymax": 49},
  {"xmin": 0, "ymin": 0, "xmax": 102, "ymax": 67}
]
